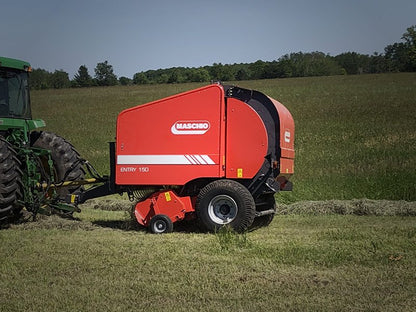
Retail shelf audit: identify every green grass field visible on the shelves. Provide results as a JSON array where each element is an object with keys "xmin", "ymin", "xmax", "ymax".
[
  {"xmin": 1, "ymin": 74, "xmax": 415, "ymax": 311},
  {"xmin": 1, "ymin": 203, "xmax": 415, "ymax": 312}
]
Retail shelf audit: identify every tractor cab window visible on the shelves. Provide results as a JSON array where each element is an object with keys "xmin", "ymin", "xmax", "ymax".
[{"xmin": 0, "ymin": 68, "xmax": 31, "ymax": 119}]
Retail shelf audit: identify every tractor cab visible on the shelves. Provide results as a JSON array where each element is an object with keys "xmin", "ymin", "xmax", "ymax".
[
  {"xmin": 0, "ymin": 57, "xmax": 32, "ymax": 119},
  {"xmin": 0, "ymin": 57, "xmax": 45, "ymax": 141}
]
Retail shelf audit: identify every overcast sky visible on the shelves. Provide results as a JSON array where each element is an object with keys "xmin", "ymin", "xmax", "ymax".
[{"xmin": 2, "ymin": 0, "xmax": 415, "ymax": 78}]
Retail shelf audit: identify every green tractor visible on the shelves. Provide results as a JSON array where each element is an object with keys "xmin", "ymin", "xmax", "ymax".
[{"xmin": 0, "ymin": 56, "xmax": 85, "ymax": 222}]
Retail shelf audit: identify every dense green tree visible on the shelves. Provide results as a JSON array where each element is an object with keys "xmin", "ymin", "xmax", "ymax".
[
  {"xmin": 167, "ymin": 68, "xmax": 190, "ymax": 83},
  {"xmin": 385, "ymin": 25, "xmax": 416, "ymax": 72},
  {"xmin": 29, "ymin": 68, "xmax": 51, "ymax": 89},
  {"xmin": 209, "ymin": 63, "xmax": 235, "ymax": 81},
  {"xmin": 157, "ymin": 73, "xmax": 169, "ymax": 84},
  {"xmin": 249, "ymin": 60, "xmax": 266, "ymax": 79},
  {"xmin": 222, "ymin": 64, "xmax": 235, "ymax": 81},
  {"xmin": 119, "ymin": 76, "xmax": 132, "ymax": 86},
  {"xmin": 275, "ymin": 55, "xmax": 293, "ymax": 78},
  {"xmin": 167, "ymin": 70, "xmax": 180, "ymax": 83},
  {"xmin": 30, "ymin": 69, "xmax": 71, "ymax": 89},
  {"xmin": 94, "ymin": 61, "xmax": 118, "ymax": 86},
  {"xmin": 51, "ymin": 70, "xmax": 70, "ymax": 89},
  {"xmin": 368, "ymin": 53, "xmax": 389, "ymax": 73},
  {"xmin": 133, "ymin": 72, "xmax": 149, "ymax": 84},
  {"xmin": 188, "ymin": 68, "xmax": 210, "ymax": 82},
  {"xmin": 263, "ymin": 61, "xmax": 281, "ymax": 79},
  {"xmin": 278, "ymin": 52, "xmax": 342, "ymax": 77},
  {"xmin": 73, "ymin": 65, "xmax": 93, "ymax": 87},
  {"xmin": 385, "ymin": 42, "xmax": 409, "ymax": 71},
  {"xmin": 402, "ymin": 25, "xmax": 416, "ymax": 70},
  {"xmin": 335, "ymin": 52, "xmax": 370, "ymax": 74},
  {"xmin": 235, "ymin": 68, "xmax": 250, "ymax": 80}
]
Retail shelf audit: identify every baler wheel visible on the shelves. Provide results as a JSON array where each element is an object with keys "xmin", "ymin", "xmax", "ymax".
[
  {"xmin": 31, "ymin": 131, "xmax": 85, "ymax": 198},
  {"xmin": 196, "ymin": 179, "xmax": 255, "ymax": 232},
  {"xmin": 0, "ymin": 138, "xmax": 23, "ymax": 222},
  {"xmin": 149, "ymin": 214, "xmax": 173, "ymax": 234}
]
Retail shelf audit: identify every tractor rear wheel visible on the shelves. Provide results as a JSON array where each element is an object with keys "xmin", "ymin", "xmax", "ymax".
[
  {"xmin": 196, "ymin": 179, "xmax": 255, "ymax": 232},
  {"xmin": 31, "ymin": 131, "xmax": 85, "ymax": 198},
  {"xmin": 0, "ymin": 138, "xmax": 23, "ymax": 222}
]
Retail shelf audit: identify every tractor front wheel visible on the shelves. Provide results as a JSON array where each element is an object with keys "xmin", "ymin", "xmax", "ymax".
[{"xmin": 196, "ymin": 179, "xmax": 255, "ymax": 232}]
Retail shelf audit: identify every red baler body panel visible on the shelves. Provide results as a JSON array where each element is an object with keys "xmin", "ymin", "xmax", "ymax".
[
  {"xmin": 269, "ymin": 97, "xmax": 295, "ymax": 176},
  {"xmin": 116, "ymin": 85, "xmax": 226, "ymax": 185},
  {"xmin": 115, "ymin": 84, "xmax": 294, "ymax": 187}
]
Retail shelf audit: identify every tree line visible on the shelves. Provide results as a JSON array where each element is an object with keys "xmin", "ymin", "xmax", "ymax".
[
  {"xmin": 30, "ymin": 26, "xmax": 416, "ymax": 89},
  {"xmin": 30, "ymin": 61, "xmax": 118, "ymax": 89}
]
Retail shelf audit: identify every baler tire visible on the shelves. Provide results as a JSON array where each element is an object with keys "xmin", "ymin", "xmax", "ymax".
[
  {"xmin": 149, "ymin": 214, "xmax": 173, "ymax": 234},
  {"xmin": 31, "ymin": 131, "xmax": 85, "ymax": 198},
  {"xmin": 196, "ymin": 179, "xmax": 255, "ymax": 233},
  {"xmin": 0, "ymin": 138, "xmax": 23, "ymax": 222},
  {"xmin": 250, "ymin": 194, "xmax": 276, "ymax": 230}
]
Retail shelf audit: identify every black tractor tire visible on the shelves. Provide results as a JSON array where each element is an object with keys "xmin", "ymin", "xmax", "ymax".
[
  {"xmin": 31, "ymin": 131, "xmax": 85, "ymax": 198},
  {"xmin": 149, "ymin": 214, "xmax": 174, "ymax": 234},
  {"xmin": 0, "ymin": 138, "xmax": 23, "ymax": 222},
  {"xmin": 250, "ymin": 193, "xmax": 276, "ymax": 230},
  {"xmin": 196, "ymin": 179, "xmax": 255, "ymax": 233}
]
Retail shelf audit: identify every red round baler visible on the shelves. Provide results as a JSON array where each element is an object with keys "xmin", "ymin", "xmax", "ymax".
[{"xmin": 113, "ymin": 84, "xmax": 294, "ymax": 233}]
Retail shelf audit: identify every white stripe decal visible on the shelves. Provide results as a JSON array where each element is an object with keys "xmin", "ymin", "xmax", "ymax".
[
  {"xmin": 117, "ymin": 155, "xmax": 216, "ymax": 165},
  {"xmin": 201, "ymin": 154, "xmax": 216, "ymax": 165},
  {"xmin": 194, "ymin": 155, "xmax": 206, "ymax": 165},
  {"xmin": 188, "ymin": 155, "xmax": 199, "ymax": 164},
  {"xmin": 185, "ymin": 155, "xmax": 197, "ymax": 165}
]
